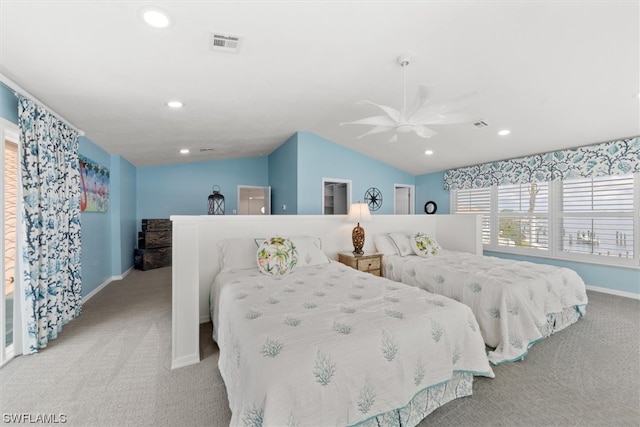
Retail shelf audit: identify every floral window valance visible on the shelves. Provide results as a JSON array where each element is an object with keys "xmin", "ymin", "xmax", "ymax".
[{"xmin": 444, "ymin": 137, "xmax": 640, "ymax": 190}]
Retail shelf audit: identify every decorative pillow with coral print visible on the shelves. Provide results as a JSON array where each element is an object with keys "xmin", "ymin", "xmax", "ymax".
[
  {"xmin": 412, "ymin": 232, "xmax": 441, "ymax": 257},
  {"xmin": 257, "ymin": 237, "xmax": 298, "ymax": 275}
]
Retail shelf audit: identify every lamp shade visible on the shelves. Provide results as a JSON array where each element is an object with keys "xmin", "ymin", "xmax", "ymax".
[{"xmin": 347, "ymin": 202, "xmax": 371, "ymax": 223}]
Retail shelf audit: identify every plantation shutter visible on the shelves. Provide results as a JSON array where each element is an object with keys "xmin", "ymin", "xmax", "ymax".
[
  {"xmin": 453, "ymin": 187, "xmax": 491, "ymax": 244},
  {"xmin": 559, "ymin": 174, "xmax": 635, "ymax": 259}
]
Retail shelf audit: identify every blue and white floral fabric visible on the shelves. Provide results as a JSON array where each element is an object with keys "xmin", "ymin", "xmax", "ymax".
[
  {"xmin": 444, "ymin": 137, "xmax": 640, "ymax": 190},
  {"xmin": 18, "ymin": 97, "xmax": 82, "ymax": 353}
]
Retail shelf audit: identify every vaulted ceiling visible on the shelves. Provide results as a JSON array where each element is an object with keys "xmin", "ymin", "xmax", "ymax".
[{"xmin": 1, "ymin": 1, "xmax": 638, "ymax": 175}]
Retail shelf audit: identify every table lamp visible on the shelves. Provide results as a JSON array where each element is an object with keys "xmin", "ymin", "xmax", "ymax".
[{"xmin": 347, "ymin": 202, "xmax": 371, "ymax": 255}]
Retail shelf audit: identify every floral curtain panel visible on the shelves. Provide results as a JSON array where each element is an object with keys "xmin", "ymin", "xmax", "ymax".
[
  {"xmin": 444, "ymin": 137, "xmax": 640, "ymax": 190},
  {"xmin": 18, "ymin": 97, "xmax": 82, "ymax": 353}
]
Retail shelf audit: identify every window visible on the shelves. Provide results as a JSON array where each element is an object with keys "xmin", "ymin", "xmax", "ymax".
[
  {"xmin": 497, "ymin": 183, "xmax": 549, "ymax": 251},
  {"xmin": 451, "ymin": 173, "xmax": 639, "ymax": 267},
  {"xmin": 560, "ymin": 174, "xmax": 634, "ymax": 260}
]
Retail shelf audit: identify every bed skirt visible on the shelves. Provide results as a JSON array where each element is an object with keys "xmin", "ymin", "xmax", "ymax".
[
  {"xmin": 354, "ymin": 372, "xmax": 473, "ymax": 427},
  {"xmin": 542, "ymin": 304, "xmax": 585, "ymax": 337}
]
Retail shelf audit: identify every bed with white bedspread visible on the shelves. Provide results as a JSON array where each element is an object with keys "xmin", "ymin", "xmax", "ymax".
[
  {"xmin": 210, "ymin": 251, "xmax": 494, "ymax": 426},
  {"xmin": 382, "ymin": 245, "xmax": 588, "ymax": 365}
]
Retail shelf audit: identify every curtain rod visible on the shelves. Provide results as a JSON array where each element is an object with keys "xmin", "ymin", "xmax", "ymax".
[{"xmin": 0, "ymin": 73, "xmax": 85, "ymax": 136}]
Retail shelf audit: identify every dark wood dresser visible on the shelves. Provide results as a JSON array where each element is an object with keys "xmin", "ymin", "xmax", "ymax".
[{"xmin": 134, "ymin": 219, "xmax": 172, "ymax": 270}]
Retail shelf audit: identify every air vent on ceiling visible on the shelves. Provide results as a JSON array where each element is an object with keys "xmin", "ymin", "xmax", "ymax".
[
  {"xmin": 473, "ymin": 120, "xmax": 489, "ymax": 128},
  {"xmin": 210, "ymin": 32, "xmax": 243, "ymax": 53},
  {"xmin": 198, "ymin": 147, "xmax": 215, "ymax": 154}
]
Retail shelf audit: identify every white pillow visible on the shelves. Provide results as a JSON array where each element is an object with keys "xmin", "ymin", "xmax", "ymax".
[
  {"xmin": 412, "ymin": 232, "xmax": 441, "ymax": 257},
  {"xmin": 289, "ymin": 236, "xmax": 330, "ymax": 267},
  {"xmin": 388, "ymin": 233, "xmax": 414, "ymax": 257},
  {"xmin": 257, "ymin": 237, "xmax": 299, "ymax": 275},
  {"xmin": 256, "ymin": 236, "xmax": 329, "ymax": 267},
  {"xmin": 373, "ymin": 234, "xmax": 398, "ymax": 256},
  {"xmin": 217, "ymin": 238, "xmax": 259, "ymax": 272}
]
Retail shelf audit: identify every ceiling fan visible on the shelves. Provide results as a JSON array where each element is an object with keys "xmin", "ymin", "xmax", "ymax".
[{"xmin": 341, "ymin": 54, "xmax": 476, "ymax": 143}]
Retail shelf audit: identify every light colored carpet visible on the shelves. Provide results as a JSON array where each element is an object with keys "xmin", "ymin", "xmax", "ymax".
[{"xmin": 1, "ymin": 267, "xmax": 638, "ymax": 427}]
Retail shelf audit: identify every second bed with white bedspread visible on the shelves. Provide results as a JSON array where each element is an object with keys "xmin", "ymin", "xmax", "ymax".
[{"xmin": 384, "ymin": 250, "xmax": 588, "ymax": 365}]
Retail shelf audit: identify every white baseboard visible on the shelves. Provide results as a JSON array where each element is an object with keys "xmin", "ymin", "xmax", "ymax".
[
  {"xmin": 586, "ymin": 284, "xmax": 640, "ymax": 300},
  {"xmin": 83, "ymin": 266, "xmax": 134, "ymax": 303},
  {"xmin": 200, "ymin": 314, "xmax": 211, "ymax": 324},
  {"xmin": 171, "ymin": 353, "xmax": 200, "ymax": 370}
]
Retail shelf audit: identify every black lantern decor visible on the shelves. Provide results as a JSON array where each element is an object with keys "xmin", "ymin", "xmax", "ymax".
[{"xmin": 208, "ymin": 185, "xmax": 225, "ymax": 215}]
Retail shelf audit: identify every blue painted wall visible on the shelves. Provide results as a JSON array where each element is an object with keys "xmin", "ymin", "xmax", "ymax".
[
  {"xmin": 78, "ymin": 137, "xmax": 114, "ymax": 296},
  {"xmin": 110, "ymin": 155, "xmax": 137, "ymax": 276},
  {"xmin": 268, "ymin": 133, "xmax": 298, "ymax": 214},
  {"xmin": 296, "ymin": 132, "xmax": 415, "ymax": 214},
  {"xmin": 136, "ymin": 156, "xmax": 269, "ymax": 223},
  {"xmin": 415, "ymin": 171, "xmax": 450, "ymax": 215},
  {"xmin": 0, "ymin": 84, "xmax": 18, "ymax": 123}
]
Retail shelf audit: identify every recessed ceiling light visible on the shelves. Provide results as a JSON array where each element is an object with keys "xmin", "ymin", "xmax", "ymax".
[
  {"xmin": 179, "ymin": 149, "xmax": 189, "ymax": 154},
  {"xmin": 424, "ymin": 150, "xmax": 434, "ymax": 156},
  {"xmin": 498, "ymin": 129, "xmax": 511, "ymax": 136},
  {"xmin": 166, "ymin": 100, "xmax": 184, "ymax": 108},
  {"xmin": 140, "ymin": 7, "xmax": 172, "ymax": 28}
]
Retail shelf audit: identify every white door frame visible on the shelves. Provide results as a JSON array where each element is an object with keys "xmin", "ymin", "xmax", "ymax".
[
  {"xmin": 393, "ymin": 184, "xmax": 415, "ymax": 214},
  {"xmin": 0, "ymin": 117, "xmax": 21, "ymax": 366},
  {"xmin": 321, "ymin": 178, "xmax": 352, "ymax": 215}
]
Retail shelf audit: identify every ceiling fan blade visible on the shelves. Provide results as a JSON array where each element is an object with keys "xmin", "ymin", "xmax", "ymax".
[
  {"xmin": 340, "ymin": 115, "xmax": 397, "ymax": 127},
  {"xmin": 418, "ymin": 112, "xmax": 475, "ymax": 126},
  {"xmin": 414, "ymin": 126, "xmax": 438, "ymax": 139},
  {"xmin": 406, "ymin": 85, "xmax": 432, "ymax": 118},
  {"xmin": 409, "ymin": 91, "xmax": 477, "ymax": 123},
  {"xmin": 355, "ymin": 126, "xmax": 394, "ymax": 139},
  {"xmin": 356, "ymin": 100, "xmax": 401, "ymax": 123},
  {"xmin": 438, "ymin": 91, "xmax": 478, "ymax": 113}
]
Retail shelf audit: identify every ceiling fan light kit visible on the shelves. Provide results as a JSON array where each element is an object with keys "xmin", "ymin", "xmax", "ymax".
[{"xmin": 341, "ymin": 54, "xmax": 476, "ymax": 143}]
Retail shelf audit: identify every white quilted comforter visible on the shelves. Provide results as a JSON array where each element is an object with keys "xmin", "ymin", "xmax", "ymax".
[
  {"xmin": 384, "ymin": 251, "xmax": 588, "ymax": 364},
  {"xmin": 210, "ymin": 261, "xmax": 493, "ymax": 426}
]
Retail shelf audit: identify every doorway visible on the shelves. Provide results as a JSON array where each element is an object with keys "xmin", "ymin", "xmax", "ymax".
[
  {"xmin": 394, "ymin": 184, "xmax": 415, "ymax": 214},
  {"xmin": 237, "ymin": 186, "xmax": 271, "ymax": 215},
  {"xmin": 322, "ymin": 179, "xmax": 351, "ymax": 215},
  {"xmin": 1, "ymin": 119, "xmax": 19, "ymax": 365}
]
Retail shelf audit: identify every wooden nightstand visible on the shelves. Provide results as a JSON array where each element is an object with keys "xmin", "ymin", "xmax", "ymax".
[{"xmin": 337, "ymin": 252, "xmax": 382, "ymax": 277}]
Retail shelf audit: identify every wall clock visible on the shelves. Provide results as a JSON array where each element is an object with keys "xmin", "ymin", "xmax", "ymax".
[
  {"xmin": 424, "ymin": 201, "xmax": 437, "ymax": 214},
  {"xmin": 364, "ymin": 187, "xmax": 383, "ymax": 211}
]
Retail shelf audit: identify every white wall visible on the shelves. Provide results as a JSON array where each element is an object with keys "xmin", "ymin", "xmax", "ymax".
[{"xmin": 169, "ymin": 214, "xmax": 482, "ymax": 369}]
